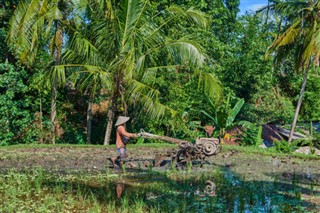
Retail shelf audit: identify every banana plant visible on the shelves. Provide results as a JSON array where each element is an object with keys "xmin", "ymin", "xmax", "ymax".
[{"xmin": 201, "ymin": 93, "xmax": 245, "ymax": 138}]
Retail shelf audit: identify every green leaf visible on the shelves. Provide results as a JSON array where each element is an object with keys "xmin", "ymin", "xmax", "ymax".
[{"xmin": 227, "ymin": 99, "xmax": 244, "ymax": 126}]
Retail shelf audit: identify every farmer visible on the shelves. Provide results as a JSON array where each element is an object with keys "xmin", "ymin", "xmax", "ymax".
[{"xmin": 110, "ymin": 116, "xmax": 139, "ymax": 169}]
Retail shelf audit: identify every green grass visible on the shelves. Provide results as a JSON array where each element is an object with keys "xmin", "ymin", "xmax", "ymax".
[{"xmin": 222, "ymin": 145, "xmax": 320, "ymax": 160}]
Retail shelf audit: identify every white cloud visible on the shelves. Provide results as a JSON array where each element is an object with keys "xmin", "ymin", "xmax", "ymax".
[{"xmin": 248, "ymin": 4, "xmax": 266, "ymax": 11}]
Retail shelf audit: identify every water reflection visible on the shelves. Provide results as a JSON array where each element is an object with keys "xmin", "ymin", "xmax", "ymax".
[
  {"xmin": 116, "ymin": 182, "xmax": 124, "ymax": 198},
  {"xmin": 115, "ymin": 177, "xmax": 217, "ymax": 199},
  {"xmin": 204, "ymin": 180, "xmax": 216, "ymax": 196},
  {"xmin": 113, "ymin": 171, "xmax": 320, "ymax": 212}
]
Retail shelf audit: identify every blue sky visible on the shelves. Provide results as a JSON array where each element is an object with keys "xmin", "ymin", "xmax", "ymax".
[{"xmin": 239, "ymin": 0, "xmax": 269, "ymax": 15}]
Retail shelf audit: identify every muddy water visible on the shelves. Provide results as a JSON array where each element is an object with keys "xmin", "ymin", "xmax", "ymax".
[
  {"xmin": 210, "ymin": 152, "xmax": 319, "ymax": 180},
  {"xmin": 0, "ymin": 146, "xmax": 319, "ymax": 211},
  {"xmin": 114, "ymin": 166, "xmax": 320, "ymax": 212},
  {"xmin": 110, "ymin": 151, "xmax": 320, "ymax": 212}
]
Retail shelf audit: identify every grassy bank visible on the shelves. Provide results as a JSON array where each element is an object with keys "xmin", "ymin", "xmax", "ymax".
[{"xmin": 222, "ymin": 145, "xmax": 320, "ymax": 160}]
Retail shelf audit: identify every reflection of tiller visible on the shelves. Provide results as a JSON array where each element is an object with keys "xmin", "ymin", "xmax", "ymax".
[
  {"xmin": 204, "ymin": 180, "xmax": 216, "ymax": 196},
  {"xmin": 139, "ymin": 131, "xmax": 221, "ymax": 167}
]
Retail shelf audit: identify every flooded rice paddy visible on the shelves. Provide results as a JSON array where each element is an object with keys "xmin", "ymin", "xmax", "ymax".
[{"xmin": 0, "ymin": 145, "xmax": 319, "ymax": 212}]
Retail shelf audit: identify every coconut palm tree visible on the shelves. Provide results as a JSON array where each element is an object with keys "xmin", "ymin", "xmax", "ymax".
[
  {"xmin": 67, "ymin": 66, "xmax": 111, "ymax": 144},
  {"xmin": 6, "ymin": 0, "xmax": 82, "ymax": 143},
  {"xmin": 58, "ymin": 0, "xmax": 222, "ymax": 145},
  {"xmin": 261, "ymin": 0, "xmax": 320, "ymax": 142}
]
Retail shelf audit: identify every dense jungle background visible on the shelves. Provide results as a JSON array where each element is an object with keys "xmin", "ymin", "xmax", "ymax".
[{"xmin": 1, "ymin": 0, "xmax": 320, "ymax": 149}]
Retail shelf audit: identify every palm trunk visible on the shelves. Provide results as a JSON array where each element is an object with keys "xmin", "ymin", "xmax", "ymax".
[
  {"xmin": 86, "ymin": 94, "xmax": 94, "ymax": 144},
  {"xmin": 51, "ymin": 75, "xmax": 57, "ymax": 144},
  {"xmin": 104, "ymin": 108, "xmax": 115, "ymax": 145},
  {"xmin": 50, "ymin": 20, "xmax": 63, "ymax": 144},
  {"xmin": 104, "ymin": 72, "xmax": 125, "ymax": 145},
  {"xmin": 39, "ymin": 93, "xmax": 43, "ymax": 144},
  {"xmin": 288, "ymin": 67, "xmax": 309, "ymax": 143}
]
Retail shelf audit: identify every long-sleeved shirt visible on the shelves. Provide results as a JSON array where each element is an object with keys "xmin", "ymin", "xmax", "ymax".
[{"xmin": 116, "ymin": 125, "xmax": 137, "ymax": 148}]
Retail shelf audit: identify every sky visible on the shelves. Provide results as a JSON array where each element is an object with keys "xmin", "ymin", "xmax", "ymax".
[{"xmin": 239, "ymin": 0, "xmax": 269, "ymax": 15}]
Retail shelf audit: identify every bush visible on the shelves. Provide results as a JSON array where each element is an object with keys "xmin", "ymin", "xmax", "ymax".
[
  {"xmin": 241, "ymin": 88, "xmax": 294, "ymax": 125},
  {"xmin": 274, "ymin": 140, "xmax": 298, "ymax": 153},
  {"xmin": 239, "ymin": 125, "xmax": 263, "ymax": 146},
  {"xmin": 0, "ymin": 63, "xmax": 39, "ymax": 145}
]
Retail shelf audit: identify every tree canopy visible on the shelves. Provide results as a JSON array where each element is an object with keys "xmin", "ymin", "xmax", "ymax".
[{"xmin": 1, "ymin": 0, "xmax": 320, "ymax": 145}]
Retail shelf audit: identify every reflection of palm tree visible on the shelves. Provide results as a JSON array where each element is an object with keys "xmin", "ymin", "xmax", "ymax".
[
  {"xmin": 261, "ymin": 1, "xmax": 320, "ymax": 142},
  {"xmin": 61, "ymin": 0, "xmax": 220, "ymax": 145}
]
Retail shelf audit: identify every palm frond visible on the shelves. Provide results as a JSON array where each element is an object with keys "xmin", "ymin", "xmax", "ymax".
[
  {"xmin": 139, "ymin": 65, "xmax": 176, "ymax": 84},
  {"xmin": 91, "ymin": 19, "xmax": 120, "ymax": 62},
  {"xmin": 58, "ymin": 64, "xmax": 112, "ymax": 92},
  {"xmin": 139, "ymin": 20, "xmax": 166, "ymax": 48},
  {"xmin": 313, "ymin": 26, "xmax": 320, "ymax": 51},
  {"xmin": 134, "ymin": 55, "xmax": 145, "ymax": 77},
  {"xmin": 46, "ymin": 5, "xmax": 63, "ymax": 21},
  {"xmin": 167, "ymin": 5, "xmax": 207, "ymax": 28},
  {"xmin": 109, "ymin": 49, "xmax": 135, "ymax": 79},
  {"xmin": 120, "ymin": 0, "xmax": 145, "ymax": 47},
  {"xmin": 71, "ymin": 0, "xmax": 90, "ymax": 12},
  {"xmin": 166, "ymin": 39, "xmax": 205, "ymax": 67},
  {"xmin": 76, "ymin": 72, "xmax": 107, "ymax": 95},
  {"xmin": 196, "ymin": 71, "xmax": 223, "ymax": 106},
  {"xmin": 50, "ymin": 65, "xmax": 66, "ymax": 87},
  {"xmin": 267, "ymin": 19, "xmax": 301, "ymax": 53},
  {"xmin": 63, "ymin": 31, "xmax": 100, "ymax": 64},
  {"xmin": 257, "ymin": 0, "xmax": 307, "ymax": 17},
  {"xmin": 7, "ymin": 0, "xmax": 49, "ymax": 65},
  {"xmin": 301, "ymin": 21, "xmax": 318, "ymax": 66},
  {"xmin": 126, "ymin": 79, "xmax": 176, "ymax": 119},
  {"xmin": 185, "ymin": 7, "xmax": 208, "ymax": 28}
]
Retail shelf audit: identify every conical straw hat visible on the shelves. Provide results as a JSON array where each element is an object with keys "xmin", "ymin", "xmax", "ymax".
[{"xmin": 115, "ymin": 116, "xmax": 130, "ymax": 126}]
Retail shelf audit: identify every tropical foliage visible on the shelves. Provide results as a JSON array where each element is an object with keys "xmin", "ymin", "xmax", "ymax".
[
  {"xmin": 261, "ymin": 0, "xmax": 320, "ymax": 142},
  {"xmin": 0, "ymin": 63, "xmax": 40, "ymax": 145},
  {"xmin": 201, "ymin": 93, "xmax": 244, "ymax": 137},
  {"xmin": 0, "ymin": 0, "xmax": 319, "ymax": 148}
]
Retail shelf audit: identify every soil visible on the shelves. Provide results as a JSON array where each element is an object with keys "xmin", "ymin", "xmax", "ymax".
[{"xmin": 0, "ymin": 145, "xmax": 319, "ymax": 182}]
